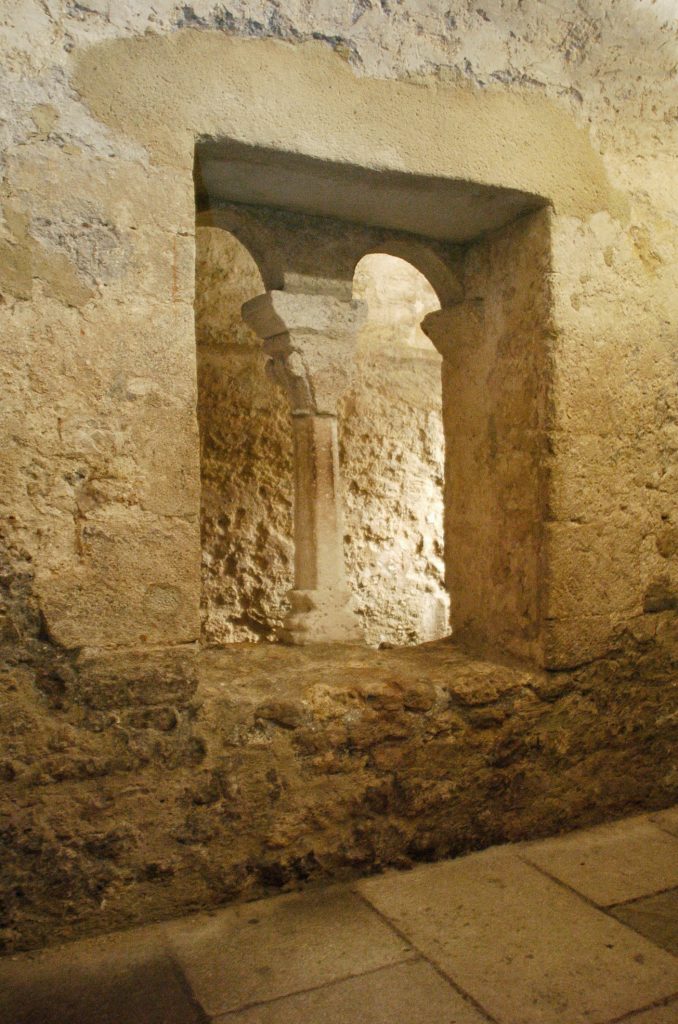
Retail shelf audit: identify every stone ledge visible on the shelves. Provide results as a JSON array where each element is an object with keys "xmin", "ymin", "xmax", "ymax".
[{"xmin": 1, "ymin": 635, "xmax": 676, "ymax": 953}]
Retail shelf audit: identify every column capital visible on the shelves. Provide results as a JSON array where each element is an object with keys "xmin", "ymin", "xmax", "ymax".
[
  {"xmin": 421, "ymin": 301, "xmax": 484, "ymax": 362},
  {"xmin": 242, "ymin": 290, "xmax": 367, "ymax": 415},
  {"xmin": 242, "ymin": 290, "xmax": 366, "ymax": 341}
]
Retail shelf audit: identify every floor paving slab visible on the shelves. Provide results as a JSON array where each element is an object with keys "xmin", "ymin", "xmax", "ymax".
[
  {"xmin": 356, "ymin": 848, "xmax": 678, "ymax": 1024},
  {"xmin": 213, "ymin": 959, "xmax": 492, "ymax": 1024},
  {"xmin": 610, "ymin": 889, "xmax": 678, "ymax": 956},
  {"xmin": 651, "ymin": 807, "xmax": 678, "ymax": 838},
  {"xmin": 0, "ymin": 926, "xmax": 206, "ymax": 1024},
  {"xmin": 162, "ymin": 885, "xmax": 414, "ymax": 1017},
  {"xmin": 618, "ymin": 1001, "xmax": 678, "ymax": 1024},
  {"xmin": 521, "ymin": 816, "xmax": 678, "ymax": 906}
]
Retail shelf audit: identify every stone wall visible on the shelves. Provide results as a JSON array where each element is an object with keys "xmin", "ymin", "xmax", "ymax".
[
  {"xmin": 5, "ymin": 7, "xmax": 675, "ymax": 655},
  {"xmin": 1, "ymin": 0, "xmax": 677, "ymax": 954},
  {"xmin": 343, "ymin": 255, "xmax": 447, "ymax": 646},
  {"xmin": 432, "ymin": 210, "xmax": 551, "ymax": 663},
  {"xmin": 2, "ymin": 632, "xmax": 676, "ymax": 953},
  {"xmin": 544, "ymin": 210, "xmax": 678, "ymax": 667}
]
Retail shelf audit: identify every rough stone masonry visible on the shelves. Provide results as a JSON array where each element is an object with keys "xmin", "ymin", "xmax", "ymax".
[{"xmin": 1, "ymin": 1, "xmax": 677, "ymax": 953}]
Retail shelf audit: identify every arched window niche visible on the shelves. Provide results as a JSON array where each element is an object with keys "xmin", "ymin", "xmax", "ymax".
[
  {"xmin": 195, "ymin": 181, "xmax": 548, "ymax": 662},
  {"xmin": 341, "ymin": 253, "xmax": 450, "ymax": 646}
]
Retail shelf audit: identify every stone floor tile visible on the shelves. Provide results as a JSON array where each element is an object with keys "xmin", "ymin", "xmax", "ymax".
[
  {"xmin": 610, "ymin": 889, "xmax": 678, "ymax": 955},
  {"xmin": 213, "ymin": 959, "xmax": 492, "ymax": 1024},
  {"xmin": 162, "ymin": 885, "xmax": 414, "ymax": 1017},
  {"xmin": 0, "ymin": 927, "xmax": 206, "ymax": 1024},
  {"xmin": 651, "ymin": 807, "xmax": 678, "ymax": 838},
  {"xmin": 356, "ymin": 849, "xmax": 678, "ymax": 1024},
  {"xmin": 521, "ymin": 816, "xmax": 678, "ymax": 906},
  {"xmin": 617, "ymin": 1000, "xmax": 678, "ymax": 1023}
]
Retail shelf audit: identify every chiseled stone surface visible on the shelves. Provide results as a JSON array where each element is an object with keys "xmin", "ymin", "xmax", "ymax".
[
  {"xmin": 195, "ymin": 227, "xmax": 294, "ymax": 645},
  {"xmin": 356, "ymin": 849, "xmax": 678, "ymax": 1024},
  {"xmin": 434, "ymin": 211, "xmax": 551, "ymax": 663},
  {"xmin": 1, "ymin": 0, "xmax": 677, "ymax": 964},
  {"xmin": 522, "ymin": 816, "xmax": 678, "ymax": 906},
  {"xmin": 196, "ymin": 227, "xmax": 448, "ymax": 648},
  {"xmin": 2, "ymin": 2, "xmax": 675, "ymax": 662}
]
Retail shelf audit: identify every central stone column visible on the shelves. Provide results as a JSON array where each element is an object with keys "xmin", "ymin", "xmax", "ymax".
[{"xmin": 242, "ymin": 290, "xmax": 366, "ymax": 644}]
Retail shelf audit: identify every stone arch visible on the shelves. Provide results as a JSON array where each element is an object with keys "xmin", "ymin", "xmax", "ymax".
[
  {"xmin": 343, "ymin": 251, "xmax": 451, "ymax": 646},
  {"xmin": 352, "ymin": 238, "xmax": 462, "ymax": 310},
  {"xmin": 195, "ymin": 207, "xmax": 285, "ymax": 293}
]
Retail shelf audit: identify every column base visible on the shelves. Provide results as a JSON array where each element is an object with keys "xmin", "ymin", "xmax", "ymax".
[{"xmin": 279, "ymin": 589, "xmax": 364, "ymax": 645}]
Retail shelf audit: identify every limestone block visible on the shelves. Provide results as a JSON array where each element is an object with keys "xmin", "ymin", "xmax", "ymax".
[
  {"xmin": 523, "ymin": 815, "xmax": 678, "ymax": 906},
  {"xmin": 3, "ymin": 148, "xmax": 195, "ymax": 306},
  {"xmin": 433, "ymin": 211, "xmax": 551, "ymax": 662},
  {"xmin": 212, "ymin": 960, "xmax": 489, "ymax": 1024},
  {"xmin": 545, "ymin": 521, "xmax": 643, "ymax": 621},
  {"xmin": 546, "ymin": 431, "xmax": 666, "ymax": 526},
  {"xmin": 197, "ymin": 344, "xmax": 293, "ymax": 645},
  {"xmin": 163, "ymin": 887, "xmax": 413, "ymax": 1016},
  {"xmin": 242, "ymin": 291, "xmax": 366, "ymax": 342},
  {"xmin": 35, "ymin": 507, "xmax": 200, "ymax": 648},
  {"xmin": 194, "ymin": 226, "xmax": 265, "ymax": 346},
  {"xmin": 543, "ymin": 616, "xmax": 630, "ymax": 674},
  {"xmin": 548, "ymin": 212, "xmax": 678, "ymax": 438},
  {"xmin": 445, "ymin": 518, "xmax": 541, "ymax": 661},
  {"xmin": 357, "ymin": 850, "xmax": 678, "ymax": 1024},
  {"xmin": 281, "ymin": 587, "xmax": 363, "ymax": 645}
]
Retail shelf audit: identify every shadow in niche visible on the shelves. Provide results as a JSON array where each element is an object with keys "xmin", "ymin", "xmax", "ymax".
[{"xmin": 194, "ymin": 137, "xmax": 545, "ymax": 242}]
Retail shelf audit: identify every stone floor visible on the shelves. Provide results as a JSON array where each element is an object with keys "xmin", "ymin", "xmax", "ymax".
[{"xmin": 1, "ymin": 808, "xmax": 677, "ymax": 1024}]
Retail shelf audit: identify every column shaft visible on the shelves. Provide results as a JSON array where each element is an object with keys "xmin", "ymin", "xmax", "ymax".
[
  {"xmin": 292, "ymin": 413, "xmax": 344, "ymax": 592},
  {"xmin": 242, "ymin": 289, "xmax": 366, "ymax": 645}
]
